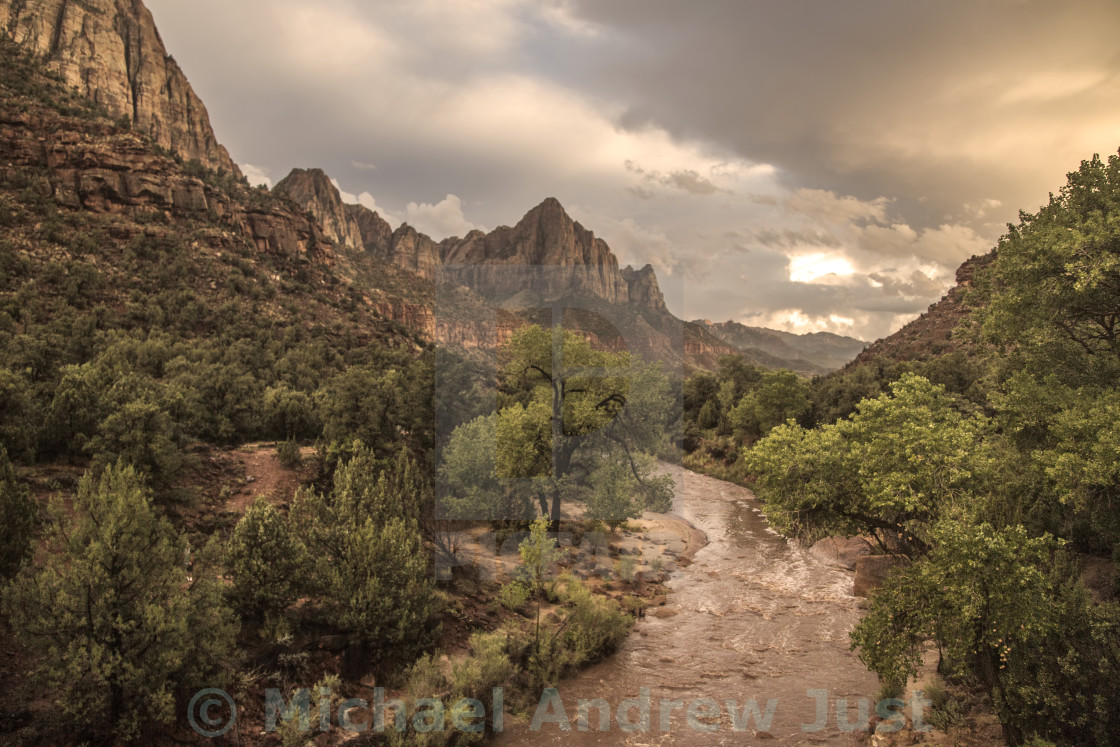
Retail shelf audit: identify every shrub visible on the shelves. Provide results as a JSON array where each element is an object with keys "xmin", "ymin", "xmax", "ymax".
[
  {"xmin": 2, "ymin": 463, "xmax": 237, "ymax": 741},
  {"xmin": 0, "ymin": 444, "xmax": 36, "ymax": 577},
  {"xmin": 497, "ymin": 580, "xmax": 529, "ymax": 612},
  {"xmin": 616, "ymin": 555, "xmax": 638, "ymax": 584},
  {"xmin": 227, "ymin": 497, "xmax": 305, "ymax": 620},
  {"xmin": 276, "ymin": 438, "xmax": 302, "ymax": 469}
]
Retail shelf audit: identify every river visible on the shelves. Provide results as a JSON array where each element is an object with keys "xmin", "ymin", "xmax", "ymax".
[{"xmin": 493, "ymin": 464, "xmax": 880, "ymax": 745}]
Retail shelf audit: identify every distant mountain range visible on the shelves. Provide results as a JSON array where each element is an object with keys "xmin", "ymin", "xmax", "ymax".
[{"xmin": 692, "ymin": 320, "xmax": 866, "ymax": 372}]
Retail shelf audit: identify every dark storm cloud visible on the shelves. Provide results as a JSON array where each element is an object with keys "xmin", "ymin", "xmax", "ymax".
[{"xmin": 566, "ymin": 0, "xmax": 1120, "ymax": 229}]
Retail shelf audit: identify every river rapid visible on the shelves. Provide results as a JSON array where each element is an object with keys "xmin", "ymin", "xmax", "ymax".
[{"xmin": 493, "ymin": 464, "xmax": 879, "ymax": 746}]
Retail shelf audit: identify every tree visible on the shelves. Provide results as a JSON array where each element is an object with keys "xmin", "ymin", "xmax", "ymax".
[
  {"xmin": 440, "ymin": 325, "xmax": 674, "ymax": 531},
  {"xmin": 851, "ymin": 521, "xmax": 1120, "ymax": 745},
  {"xmin": 227, "ymin": 497, "xmax": 306, "ymax": 620},
  {"xmin": 515, "ymin": 516, "xmax": 565, "ymax": 655},
  {"xmin": 745, "ymin": 374, "xmax": 999, "ymax": 555},
  {"xmin": 2, "ymin": 463, "xmax": 237, "ymax": 741},
  {"xmin": 972, "ymin": 149, "xmax": 1120, "ymax": 553},
  {"xmin": 728, "ymin": 368, "xmax": 810, "ymax": 438},
  {"xmin": 0, "ymin": 444, "xmax": 36, "ymax": 578},
  {"xmin": 976, "ymin": 150, "xmax": 1120, "ymax": 372},
  {"xmin": 291, "ymin": 445, "xmax": 437, "ymax": 670}
]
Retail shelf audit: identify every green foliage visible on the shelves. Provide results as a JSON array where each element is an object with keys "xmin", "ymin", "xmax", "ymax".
[
  {"xmin": 1, "ymin": 463, "xmax": 237, "ymax": 741},
  {"xmin": 291, "ymin": 445, "xmax": 437, "ymax": 665},
  {"xmin": 227, "ymin": 497, "xmax": 305, "ymax": 620},
  {"xmin": 551, "ymin": 576, "xmax": 632, "ymax": 672},
  {"xmin": 438, "ymin": 414, "xmax": 534, "ymax": 521},
  {"xmin": 852, "ymin": 521, "xmax": 1120, "ymax": 744},
  {"xmin": 976, "ymin": 151, "xmax": 1120, "ymax": 369},
  {"xmin": 497, "ymin": 580, "xmax": 530, "ymax": 611},
  {"xmin": 440, "ymin": 325, "xmax": 675, "ymax": 526},
  {"xmin": 745, "ymin": 374, "xmax": 998, "ymax": 553},
  {"xmin": 0, "ymin": 444, "xmax": 36, "ymax": 577},
  {"xmin": 451, "ymin": 631, "xmax": 515, "ymax": 703},
  {"xmin": 615, "ymin": 555, "xmax": 638, "ymax": 583},
  {"xmin": 728, "ymin": 368, "xmax": 810, "ymax": 438},
  {"xmin": 276, "ymin": 438, "xmax": 302, "ymax": 469},
  {"xmin": 516, "ymin": 516, "xmax": 565, "ymax": 600}
]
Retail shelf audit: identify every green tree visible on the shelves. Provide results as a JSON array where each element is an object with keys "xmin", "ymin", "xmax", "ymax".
[
  {"xmin": 728, "ymin": 368, "xmax": 810, "ymax": 438},
  {"xmin": 291, "ymin": 446, "xmax": 437, "ymax": 669},
  {"xmin": 851, "ymin": 521, "xmax": 1120, "ymax": 745},
  {"xmin": 745, "ymin": 374, "xmax": 998, "ymax": 555},
  {"xmin": 0, "ymin": 444, "xmax": 36, "ymax": 578},
  {"xmin": 227, "ymin": 497, "xmax": 306, "ymax": 620},
  {"xmin": 441, "ymin": 325, "xmax": 674, "ymax": 530},
  {"xmin": 515, "ymin": 516, "xmax": 565, "ymax": 656},
  {"xmin": 2, "ymin": 463, "xmax": 237, "ymax": 741},
  {"xmin": 976, "ymin": 151, "xmax": 1120, "ymax": 373}
]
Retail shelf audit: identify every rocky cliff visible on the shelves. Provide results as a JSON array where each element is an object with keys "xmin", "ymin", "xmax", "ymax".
[
  {"xmin": 273, "ymin": 168, "xmax": 363, "ymax": 251},
  {"xmin": 346, "ymin": 202, "xmax": 392, "ymax": 255},
  {"xmin": 1, "ymin": 0, "xmax": 238, "ymax": 175},
  {"xmin": 439, "ymin": 197, "xmax": 642, "ymax": 307},
  {"xmin": 621, "ymin": 264, "xmax": 666, "ymax": 313}
]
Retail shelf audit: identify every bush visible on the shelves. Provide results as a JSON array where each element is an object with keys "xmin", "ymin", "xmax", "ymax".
[
  {"xmin": 0, "ymin": 444, "xmax": 36, "ymax": 577},
  {"xmin": 556, "ymin": 577, "xmax": 632, "ymax": 671},
  {"xmin": 276, "ymin": 438, "xmax": 302, "ymax": 469},
  {"xmin": 497, "ymin": 580, "xmax": 529, "ymax": 612},
  {"xmin": 290, "ymin": 449, "xmax": 438, "ymax": 669},
  {"xmin": 226, "ymin": 498, "xmax": 305, "ymax": 620},
  {"xmin": 2, "ymin": 463, "xmax": 237, "ymax": 741},
  {"xmin": 616, "ymin": 555, "xmax": 638, "ymax": 584}
]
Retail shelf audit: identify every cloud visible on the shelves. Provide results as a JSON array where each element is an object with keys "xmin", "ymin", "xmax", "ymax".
[
  {"xmin": 240, "ymin": 163, "xmax": 272, "ymax": 188},
  {"xmin": 624, "ymin": 160, "xmax": 727, "ymax": 196},
  {"xmin": 405, "ymin": 194, "xmax": 483, "ymax": 239},
  {"xmin": 331, "ymin": 178, "xmax": 402, "ymax": 226},
  {"xmin": 786, "ymin": 189, "xmax": 891, "ymax": 226},
  {"xmin": 144, "ymin": 0, "xmax": 1110, "ymax": 341}
]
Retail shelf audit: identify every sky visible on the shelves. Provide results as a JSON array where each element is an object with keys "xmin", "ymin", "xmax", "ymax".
[{"xmin": 146, "ymin": 0, "xmax": 1120, "ymax": 341}]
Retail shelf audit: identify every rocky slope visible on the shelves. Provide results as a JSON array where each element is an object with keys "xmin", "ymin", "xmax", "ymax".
[
  {"xmin": 439, "ymin": 197, "xmax": 639, "ymax": 307},
  {"xmin": 0, "ymin": 94, "xmax": 331, "ymax": 263},
  {"xmin": 267, "ymin": 169, "xmax": 831, "ymax": 371},
  {"xmin": 1, "ymin": 0, "xmax": 239, "ymax": 175},
  {"xmin": 848, "ymin": 252, "xmax": 994, "ymax": 366},
  {"xmin": 0, "ymin": 0, "xmax": 844, "ymax": 373}
]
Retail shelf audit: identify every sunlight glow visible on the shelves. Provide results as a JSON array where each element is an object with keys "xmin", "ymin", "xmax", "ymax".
[{"xmin": 788, "ymin": 253, "xmax": 856, "ymax": 283}]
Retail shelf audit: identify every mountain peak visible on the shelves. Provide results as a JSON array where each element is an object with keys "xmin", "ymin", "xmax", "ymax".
[{"xmin": 274, "ymin": 168, "xmax": 363, "ymax": 251}]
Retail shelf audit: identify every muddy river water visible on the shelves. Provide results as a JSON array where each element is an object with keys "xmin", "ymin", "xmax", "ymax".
[{"xmin": 493, "ymin": 465, "xmax": 880, "ymax": 746}]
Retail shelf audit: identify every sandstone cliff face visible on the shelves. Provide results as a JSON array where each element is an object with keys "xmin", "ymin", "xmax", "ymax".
[
  {"xmin": 440, "ymin": 197, "xmax": 641, "ymax": 307},
  {"xmin": 273, "ymin": 168, "xmax": 364, "ymax": 252},
  {"xmin": 346, "ymin": 203, "xmax": 392, "ymax": 256},
  {"xmin": 621, "ymin": 264, "xmax": 666, "ymax": 313},
  {"xmin": 0, "ymin": 94, "xmax": 331, "ymax": 261},
  {"xmin": 1, "ymin": 0, "xmax": 238, "ymax": 175},
  {"xmin": 386, "ymin": 223, "xmax": 441, "ymax": 280}
]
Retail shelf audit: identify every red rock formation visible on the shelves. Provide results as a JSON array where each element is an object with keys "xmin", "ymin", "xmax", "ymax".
[{"xmin": 1, "ymin": 0, "xmax": 239, "ymax": 174}]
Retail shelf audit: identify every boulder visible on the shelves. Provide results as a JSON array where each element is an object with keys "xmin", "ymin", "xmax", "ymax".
[
  {"xmin": 853, "ymin": 555, "xmax": 906, "ymax": 597},
  {"xmin": 810, "ymin": 536, "xmax": 873, "ymax": 571}
]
